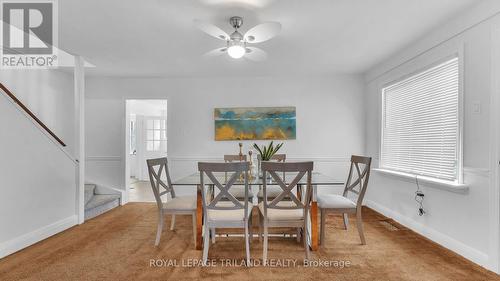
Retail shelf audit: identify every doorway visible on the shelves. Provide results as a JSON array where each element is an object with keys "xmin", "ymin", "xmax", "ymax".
[{"xmin": 125, "ymin": 99, "xmax": 167, "ymax": 202}]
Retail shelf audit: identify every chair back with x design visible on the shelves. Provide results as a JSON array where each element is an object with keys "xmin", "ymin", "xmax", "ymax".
[
  {"xmin": 198, "ymin": 162, "xmax": 250, "ymax": 218},
  {"xmin": 147, "ymin": 157, "xmax": 176, "ymax": 210},
  {"xmin": 258, "ymin": 154, "xmax": 286, "ymax": 180},
  {"xmin": 342, "ymin": 155, "xmax": 372, "ymax": 207},
  {"xmin": 223, "ymin": 155, "xmax": 248, "ymax": 180},
  {"xmin": 224, "ymin": 154, "xmax": 248, "ymax": 162},
  {"xmin": 257, "ymin": 154, "xmax": 286, "ymax": 162},
  {"xmin": 261, "ymin": 161, "xmax": 313, "ymax": 215}
]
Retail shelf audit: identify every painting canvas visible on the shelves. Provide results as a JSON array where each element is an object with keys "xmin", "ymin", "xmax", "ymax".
[{"xmin": 214, "ymin": 107, "xmax": 296, "ymax": 141}]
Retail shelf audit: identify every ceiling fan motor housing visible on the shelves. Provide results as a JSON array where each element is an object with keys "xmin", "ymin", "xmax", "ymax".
[
  {"xmin": 230, "ymin": 30, "xmax": 243, "ymax": 41},
  {"xmin": 229, "ymin": 16, "xmax": 244, "ymax": 41}
]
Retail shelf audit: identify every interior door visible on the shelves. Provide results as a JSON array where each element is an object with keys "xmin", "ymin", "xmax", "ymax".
[{"xmin": 138, "ymin": 116, "xmax": 167, "ymax": 180}]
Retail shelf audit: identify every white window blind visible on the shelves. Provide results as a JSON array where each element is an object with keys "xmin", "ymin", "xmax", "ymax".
[{"xmin": 381, "ymin": 57, "xmax": 460, "ymax": 182}]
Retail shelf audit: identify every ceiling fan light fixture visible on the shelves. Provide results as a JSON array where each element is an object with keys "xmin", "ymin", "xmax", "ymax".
[
  {"xmin": 196, "ymin": 16, "xmax": 279, "ymax": 61},
  {"xmin": 227, "ymin": 40, "xmax": 245, "ymax": 59}
]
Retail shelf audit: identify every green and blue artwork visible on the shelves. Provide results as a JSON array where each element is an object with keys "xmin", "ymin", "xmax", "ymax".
[{"xmin": 214, "ymin": 107, "xmax": 296, "ymax": 141}]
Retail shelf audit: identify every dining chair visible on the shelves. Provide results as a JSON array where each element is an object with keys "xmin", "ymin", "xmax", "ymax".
[
  {"xmin": 257, "ymin": 154, "xmax": 286, "ymax": 178},
  {"xmin": 199, "ymin": 161, "xmax": 253, "ymax": 265},
  {"xmin": 259, "ymin": 161, "xmax": 313, "ymax": 263},
  {"xmin": 257, "ymin": 154, "xmax": 286, "ymax": 200},
  {"xmin": 211, "ymin": 154, "xmax": 250, "ymax": 243},
  {"xmin": 223, "ymin": 154, "xmax": 251, "ymax": 200},
  {"xmin": 257, "ymin": 153, "xmax": 286, "ymax": 162},
  {"xmin": 318, "ymin": 155, "xmax": 372, "ymax": 245},
  {"xmin": 147, "ymin": 157, "xmax": 197, "ymax": 246},
  {"xmin": 224, "ymin": 154, "xmax": 247, "ymax": 162}
]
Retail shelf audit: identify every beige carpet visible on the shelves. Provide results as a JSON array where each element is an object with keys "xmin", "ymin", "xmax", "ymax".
[{"xmin": 0, "ymin": 203, "xmax": 498, "ymax": 281}]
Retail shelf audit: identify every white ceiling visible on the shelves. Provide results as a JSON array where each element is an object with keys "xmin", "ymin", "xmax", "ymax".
[{"xmin": 59, "ymin": 0, "xmax": 480, "ymax": 77}]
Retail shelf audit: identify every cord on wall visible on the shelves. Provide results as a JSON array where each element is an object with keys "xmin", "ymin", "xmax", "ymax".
[{"xmin": 414, "ymin": 176, "xmax": 425, "ymax": 216}]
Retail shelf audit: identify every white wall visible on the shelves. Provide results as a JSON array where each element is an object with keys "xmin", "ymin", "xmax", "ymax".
[
  {"xmin": 363, "ymin": 3, "xmax": 500, "ymax": 272},
  {"xmin": 0, "ymin": 70, "xmax": 75, "ymax": 155},
  {"xmin": 0, "ymin": 69, "xmax": 77, "ymax": 257},
  {"xmin": 85, "ymin": 75, "xmax": 365, "ymax": 196}
]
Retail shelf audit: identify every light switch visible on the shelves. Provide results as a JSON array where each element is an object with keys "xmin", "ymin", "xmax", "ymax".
[{"xmin": 472, "ymin": 102, "xmax": 481, "ymax": 114}]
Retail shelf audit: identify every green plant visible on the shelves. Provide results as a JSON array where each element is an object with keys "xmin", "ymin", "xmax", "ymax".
[{"xmin": 253, "ymin": 141, "xmax": 283, "ymax": 161}]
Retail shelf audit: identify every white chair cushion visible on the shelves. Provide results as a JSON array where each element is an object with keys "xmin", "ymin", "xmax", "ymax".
[
  {"xmin": 258, "ymin": 186, "xmax": 284, "ymax": 198},
  {"xmin": 163, "ymin": 196, "xmax": 196, "ymax": 211},
  {"xmin": 258, "ymin": 201, "xmax": 304, "ymax": 221},
  {"xmin": 317, "ymin": 194, "xmax": 356, "ymax": 209},
  {"xmin": 229, "ymin": 186, "xmax": 252, "ymax": 199},
  {"xmin": 207, "ymin": 201, "xmax": 253, "ymax": 222}
]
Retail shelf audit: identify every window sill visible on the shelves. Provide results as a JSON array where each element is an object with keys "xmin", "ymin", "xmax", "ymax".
[{"xmin": 373, "ymin": 168, "xmax": 469, "ymax": 194}]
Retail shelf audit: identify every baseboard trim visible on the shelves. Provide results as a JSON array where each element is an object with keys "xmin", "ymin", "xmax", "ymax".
[
  {"xmin": 364, "ymin": 200, "xmax": 490, "ymax": 269},
  {"xmin": 0, "ymin": 215, "xmax": 78, "ymax": 259}
]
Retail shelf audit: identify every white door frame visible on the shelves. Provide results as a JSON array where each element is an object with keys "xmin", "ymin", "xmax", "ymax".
[
  {"xmin": 489, "ymin": 24, "xmax": 500, "ymax": 273},
  {"xmin": 123, "ymin": 98, "xmax": 168, "ymax": 203},
  {"xmin": 124, "ymin": 100, "xmax": 132, "ymax": 204},
  {"xmin": 74, "ymin": 56, "xmax": 85, "ymax": 224}
]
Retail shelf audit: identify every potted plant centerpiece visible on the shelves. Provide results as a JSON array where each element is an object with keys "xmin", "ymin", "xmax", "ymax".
[{"xmin": 253, "ymin": 141, "xmax": 283, "ymax": 179}]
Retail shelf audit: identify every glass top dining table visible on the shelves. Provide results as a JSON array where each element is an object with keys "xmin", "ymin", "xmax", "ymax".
[
  {"xmin": 172, "ymin": 171, "xmax": 345, "ymax": 251},
  {"xmin": 172, "ymin": 171, "xmax": 344, "ymax": 187}
]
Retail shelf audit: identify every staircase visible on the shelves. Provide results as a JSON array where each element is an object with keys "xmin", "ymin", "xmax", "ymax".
[
  {"xmin": 84, "ymin": 184, "xmax": 122, "ymax": 220},
  {"xmin": 0, "ymin": 82, "xmax": 78, "ymax": 258}
]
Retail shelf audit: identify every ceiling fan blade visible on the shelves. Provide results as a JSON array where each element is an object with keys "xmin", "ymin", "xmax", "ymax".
[
  {"xmin": 194, "ymin": 20, "xmax": 229, "ymax": 41},
  {"xmin": 244, "ymin": 22, "xmax": 281, "ymax": 43},
  {"xmin": 203, "ymin": 47, "xmax": 227, "ymax": 58},
  {"xmin": 245, "ymin": 47, "xmax": 267, "ymax": 61}
]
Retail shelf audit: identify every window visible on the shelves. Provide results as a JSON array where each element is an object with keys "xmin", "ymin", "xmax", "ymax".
[
  {"xmin": 381, "ymin": 56, "xmax": 461, "ymax": 183},
  {"xmin": 146, "ymin": 119, "xmax": 167, "ymax": 151}
]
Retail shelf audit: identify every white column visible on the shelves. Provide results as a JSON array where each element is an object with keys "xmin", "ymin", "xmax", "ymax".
[
  {"xmin": 489, "ymin": 25, "xmax": 500, "ymax": 274},
  {"xmin": 74, "ymin": 56, "xmax": 85, "ymax": 224}
]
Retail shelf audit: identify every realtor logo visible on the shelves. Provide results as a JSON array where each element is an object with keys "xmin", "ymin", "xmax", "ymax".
[{"xmin": 1, "ymin": 0, "xmax": 58, "ymax": 68}]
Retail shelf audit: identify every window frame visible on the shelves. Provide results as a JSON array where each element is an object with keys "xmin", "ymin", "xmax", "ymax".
[
  {"xmin": 379, "ymin": 52, "xmax": 464, "ymax": 184},
  {"xmin": 145, "ymin": 119, "xmax": 167, "ymax": 152}
]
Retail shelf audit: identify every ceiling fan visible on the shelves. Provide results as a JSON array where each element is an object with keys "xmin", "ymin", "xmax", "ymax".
[{"xmin": 195, "ymin": 16, "xmax": 281, "ymax": 61}]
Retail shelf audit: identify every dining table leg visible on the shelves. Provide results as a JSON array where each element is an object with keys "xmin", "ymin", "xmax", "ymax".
[
  {"xmin": 310, "ymin": 201, "xmax": 319, "ymax": 251},
  {"xmin": 302, "ymin": 183, "xmax": 319, "ymax": 251},
  {"xmin": 196, "ymin": 184, "xmax": 203, "ymax": 250}
]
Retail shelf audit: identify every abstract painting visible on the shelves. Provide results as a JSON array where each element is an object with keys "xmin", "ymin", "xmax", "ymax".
[{"xmin": 214, "ymin": 107, "xmax": 296, "ymax": 141}]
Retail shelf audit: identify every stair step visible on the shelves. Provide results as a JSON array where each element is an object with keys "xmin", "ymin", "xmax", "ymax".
[
  {"xmin": 84, "ymin": 184, "xmax": 96, "ymax": 206},
  {"xmin": 85, "ymin": 194, "xmax": 120, "ymax": 210}
]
